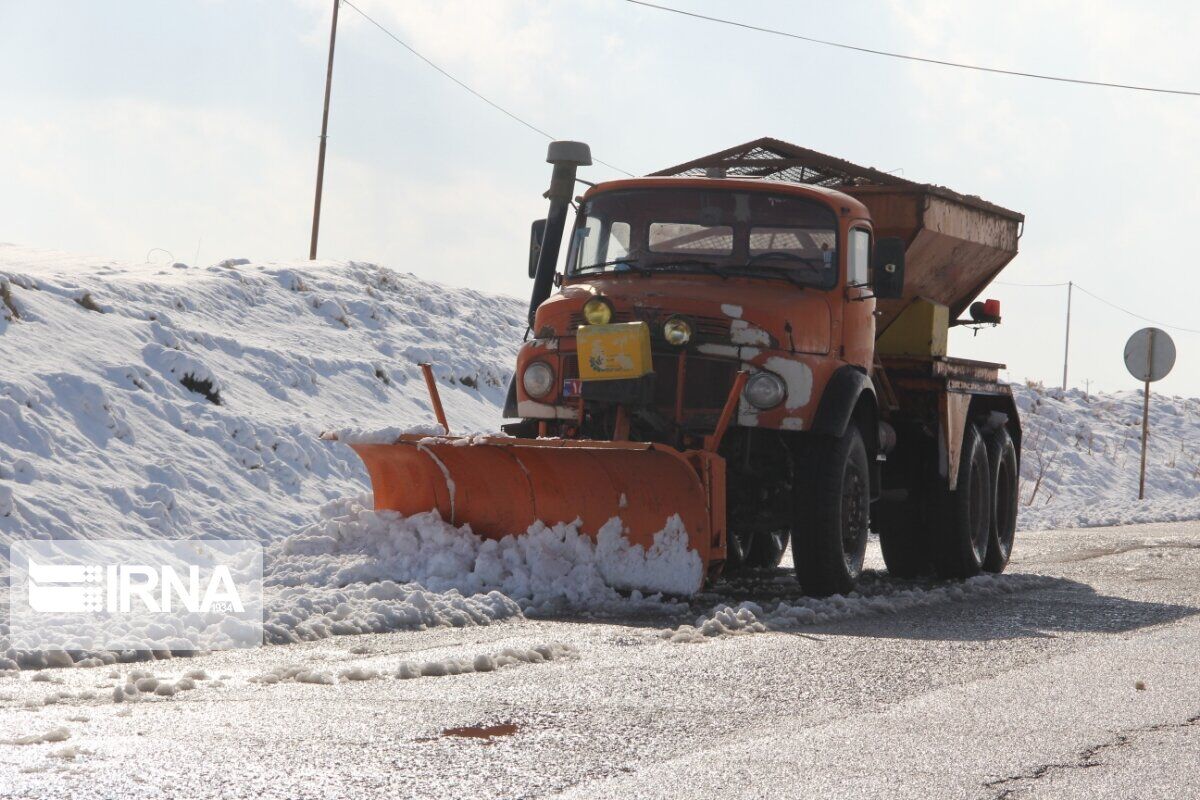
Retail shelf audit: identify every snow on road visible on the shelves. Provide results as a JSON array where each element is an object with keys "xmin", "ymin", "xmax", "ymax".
[{"xmin": 1, "ymin": 520, "xmax": 1197, "ymax": 799}]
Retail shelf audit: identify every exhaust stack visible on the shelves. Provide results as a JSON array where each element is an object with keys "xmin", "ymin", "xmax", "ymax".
[{"xmin": 528, "ymin": 140, "xmax": 591, "ymax": 328}]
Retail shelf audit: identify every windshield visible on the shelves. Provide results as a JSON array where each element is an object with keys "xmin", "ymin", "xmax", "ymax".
[{"xmin": 568, "ymin": 188, "xmax": 839, "ymax": 288}]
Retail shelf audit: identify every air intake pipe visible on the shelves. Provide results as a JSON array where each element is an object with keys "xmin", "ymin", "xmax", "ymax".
[{"xmin": 528, "ymin": 141, "xmax": 591, "ymax": 328}]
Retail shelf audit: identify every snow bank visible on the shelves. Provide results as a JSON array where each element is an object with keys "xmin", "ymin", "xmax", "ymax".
[
  {"xmin": 1015, "ymin": 384, "xmax": 1200, "ymax": 530},
  {"xmin": 668, "ymin": 572, "xmax": 1055, "ymax": 642},
  {"xmin": 0, "ymin": 245, "xmax": 523, "ymax": 548}
]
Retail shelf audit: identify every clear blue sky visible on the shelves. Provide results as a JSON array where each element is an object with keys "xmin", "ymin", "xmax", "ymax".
[{"xmin": 3, "ymin": 0, "xmax": 1199, "ymax": 396}]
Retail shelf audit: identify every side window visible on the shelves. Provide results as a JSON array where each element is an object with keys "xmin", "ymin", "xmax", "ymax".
[{"xmin": 848, "ymin": 228, "xmax": 870, "ymax": 286}]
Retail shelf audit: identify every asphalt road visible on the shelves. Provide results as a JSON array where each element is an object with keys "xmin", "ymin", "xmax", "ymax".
[{"xmin": 2, "ymin": 520, "xmax": 1198, "ymax": 799}]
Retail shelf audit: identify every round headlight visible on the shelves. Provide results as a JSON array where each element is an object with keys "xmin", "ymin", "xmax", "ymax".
[
  {"xmin": 582, "ymin": 297, "xmax": 613, "ymax": 326},
  {"xmin": 662, "ymin": 316, "xmax": 692, "ymax": 346},
  {"xmin": 522, "ymin": 361, "xmax": 555, "ymax": 398},
  {"xmin": 745, "ymin": 372, "xmax": 786, "ymax": 409}
]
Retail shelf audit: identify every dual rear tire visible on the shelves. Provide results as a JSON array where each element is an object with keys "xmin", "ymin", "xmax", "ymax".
[{"xmin": 879, "ymin": 423, "xmax": 1018, "ymax": 579}]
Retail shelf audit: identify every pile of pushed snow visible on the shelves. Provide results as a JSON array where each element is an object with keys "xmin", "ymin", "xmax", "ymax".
[
  {"xmin": 0, "ymin": 245, "xmax": 525, "ymax": 547},
  {"xmin": 667, "ymin": 572, "xmax": 1056, "ymax": 642},
  {"xmin": 266, "ymin": 496, "xmax": 702, "ymax": 615},
  {"xmin": 0, "ymin": 497, "xmax": 698, "ymax": 668},
  {"xmin": 1015, "ymin": 384, "xmax": 1200, "ymax": 530}
]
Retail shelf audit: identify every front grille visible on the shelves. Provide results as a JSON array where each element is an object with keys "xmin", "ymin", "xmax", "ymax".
[
  {"xmin": 635, "ymin": 309, "xmax": 729, "ymax": 342},
  {"xmin": 567, "ymin": 311, "xmax": 633, "ymax": 330},
  {"xmin": 567, "ymin": 308, "xmax": 730, "ymax": 343},
  {"xmin": 653, "ymin": 353, "xmax": 737, "ymax": 410},
  {"xmin": 561, "ymin": 352, "xmax": 734, "ymax": 412}
]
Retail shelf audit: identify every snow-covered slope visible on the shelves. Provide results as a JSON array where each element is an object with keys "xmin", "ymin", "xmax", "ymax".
[
  {"xmin": 1014, "ymin": 384, "xmax": 1200, "ymax": 530},
  {"xmin": 0, "ymin": 245, "xmax": 524, "ymax": 548}
]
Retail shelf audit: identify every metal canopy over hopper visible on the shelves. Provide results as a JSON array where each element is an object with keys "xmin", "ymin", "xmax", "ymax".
[{"xmin": 652, "ymin": 137, "xmax": 1025, "ymax": 334}]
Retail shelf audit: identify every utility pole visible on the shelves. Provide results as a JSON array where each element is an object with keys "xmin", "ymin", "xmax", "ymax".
[
  {"xmin": 1061, "ymin": 280, "xmax": 1073, "ymax": 390},
  {"xmin": 309, "ymin": 0, "xmax": 340, "ymax": 261}
]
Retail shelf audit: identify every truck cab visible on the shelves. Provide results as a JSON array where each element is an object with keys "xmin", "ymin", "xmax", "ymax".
[{"xmin": 513, "ymin": 177, "xmax": 883, "ymax": 440}]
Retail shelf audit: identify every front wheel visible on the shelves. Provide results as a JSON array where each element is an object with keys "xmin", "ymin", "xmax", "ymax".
[{"xmin": 791, "ymin": 427, "xmax": 871, "ymax": 597}]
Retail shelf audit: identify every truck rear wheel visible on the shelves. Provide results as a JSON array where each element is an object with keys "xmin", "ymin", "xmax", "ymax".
[
  {"xmin": 931, "ymin": 423, "xmax": 990, "ymax": 579},
  {"xmin": 877, "ymin": 497, "xmax": 930, "ymax": 578},
  {"xmin": 791, "ymin": 426, "xmax": 870, "ymax": 596},
  {"xmin": 984, "ymin": 427, "xmax": 1018, "ymax": 572}
]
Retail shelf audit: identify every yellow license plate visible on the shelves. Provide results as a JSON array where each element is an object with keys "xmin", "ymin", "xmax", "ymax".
[{"xmin": 576, "ymin": 322, "xmax": 653, "ymax": 381}]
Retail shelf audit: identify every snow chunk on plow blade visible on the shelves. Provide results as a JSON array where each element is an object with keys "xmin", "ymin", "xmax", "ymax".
[{"xmin": 272, "ymin": 497, "xmax": 704, "ymax": 606}]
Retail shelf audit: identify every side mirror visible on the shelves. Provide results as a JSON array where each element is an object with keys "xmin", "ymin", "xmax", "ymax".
[
  {"xmin": 871, "ymin": 236, "xmax": 906, "ymax": 299},
  {"xmin": 528, "ymin": 219, "xmax": 547, "ymax": 279}
]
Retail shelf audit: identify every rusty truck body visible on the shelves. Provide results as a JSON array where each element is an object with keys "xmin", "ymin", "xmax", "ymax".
[{"xmin": 348, "ymin": 137, "xmax": 1024, "ymax": 597}]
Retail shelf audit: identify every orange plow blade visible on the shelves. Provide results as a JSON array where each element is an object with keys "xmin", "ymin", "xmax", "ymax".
[{"xmin": 348, "ymin": 435, "xmax": 726, "ymax": 593}]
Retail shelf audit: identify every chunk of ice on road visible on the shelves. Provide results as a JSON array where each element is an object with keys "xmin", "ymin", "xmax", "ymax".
[
  {"xmin": 252, "ymin": 665, "xmax": 335, "ymax": 685},
  {"xmin": 394, "ymin": 643, "xmax": 576, "ymax": 681},
  {"xmin": 669, "ymin": 573, "xmax": 1057, "ymax": 642},
  {"xmin": 3, "ymin": 727, "xmax": 71, "ymax": 746}
]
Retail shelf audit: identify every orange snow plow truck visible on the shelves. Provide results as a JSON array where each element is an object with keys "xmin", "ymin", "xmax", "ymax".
[{"xmin": 348, "ymin": 138, "xmax": 1024, "ymax": 597}]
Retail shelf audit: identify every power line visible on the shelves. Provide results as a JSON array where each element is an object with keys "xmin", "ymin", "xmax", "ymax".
[
  {"xmin": 995, "ymin": 280, "xmax": 1070, "ymax": 287},
  {"xmin": 626, "ymin": 0, "xmax": 1200, "ymax": 98},
  {"xmin": 1073, "ymin": 283, "xmax": 1200, "ymax": 335},
  {"xmin": 996, "ymin": 279, "xmax": 1200, "ymax": 334},
  {"xmin": 339, "ymin": 0, "xmax": 634, "ymax": 176}
]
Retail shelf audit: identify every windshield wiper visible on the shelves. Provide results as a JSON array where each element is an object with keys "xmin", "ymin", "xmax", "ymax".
[
  {"xmin": 746, "ymin": 251, "xmax": 826, "ymax": 272},
  {"xmin": 576, "ymin": 257, "xmax": 652, "ymax": 276},
  {"xmin": 738, "ymin": 263, "xmax": 810, "ymax": 288},
  {"xmin": 652, "ymin": 259, "xmax": 731, "ymax": 279}
]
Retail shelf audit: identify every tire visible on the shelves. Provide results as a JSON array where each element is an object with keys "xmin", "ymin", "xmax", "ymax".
[
  {"xmin": 745, "ymin": 529, "xmax": 788, "ymax": 569},
  {"xmin": 877, "ymin": 497, "xmax": 930, "ymax": 578},
  {"xmin": 723, "ymin": 531, "xmax": 750, "ymax": 574},
  {"xmin": 792, "ymin": 426, "xmax": 871, "ymax": 596},
  {"xmin": 984, "ymin": 427, "xmax": 1018, "ymax": 572},
  {"xmin": 930, "ymin": 423, "xmax": 991, "ymax": 579}
]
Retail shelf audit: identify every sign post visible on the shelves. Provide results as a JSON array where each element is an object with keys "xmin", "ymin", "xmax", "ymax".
[{"xmin": 1123, "ymin": 327, "xmax": 1177, "ymax": 500}]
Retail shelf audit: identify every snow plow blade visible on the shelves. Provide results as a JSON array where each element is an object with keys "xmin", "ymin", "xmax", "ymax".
[{"xmin": 347, "ymin": 435, "xmax": 726, "ymax": 594}]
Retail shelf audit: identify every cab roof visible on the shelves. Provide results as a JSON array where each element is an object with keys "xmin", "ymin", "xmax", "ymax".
[{"xmin": 582, "ymin": 176, "xmax": 872, "ymax": 221}]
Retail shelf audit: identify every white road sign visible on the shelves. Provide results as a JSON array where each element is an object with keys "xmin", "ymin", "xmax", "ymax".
[{"xmin": 1124, "ymin": 327, "xmax": 1176, "ymax": 383}]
